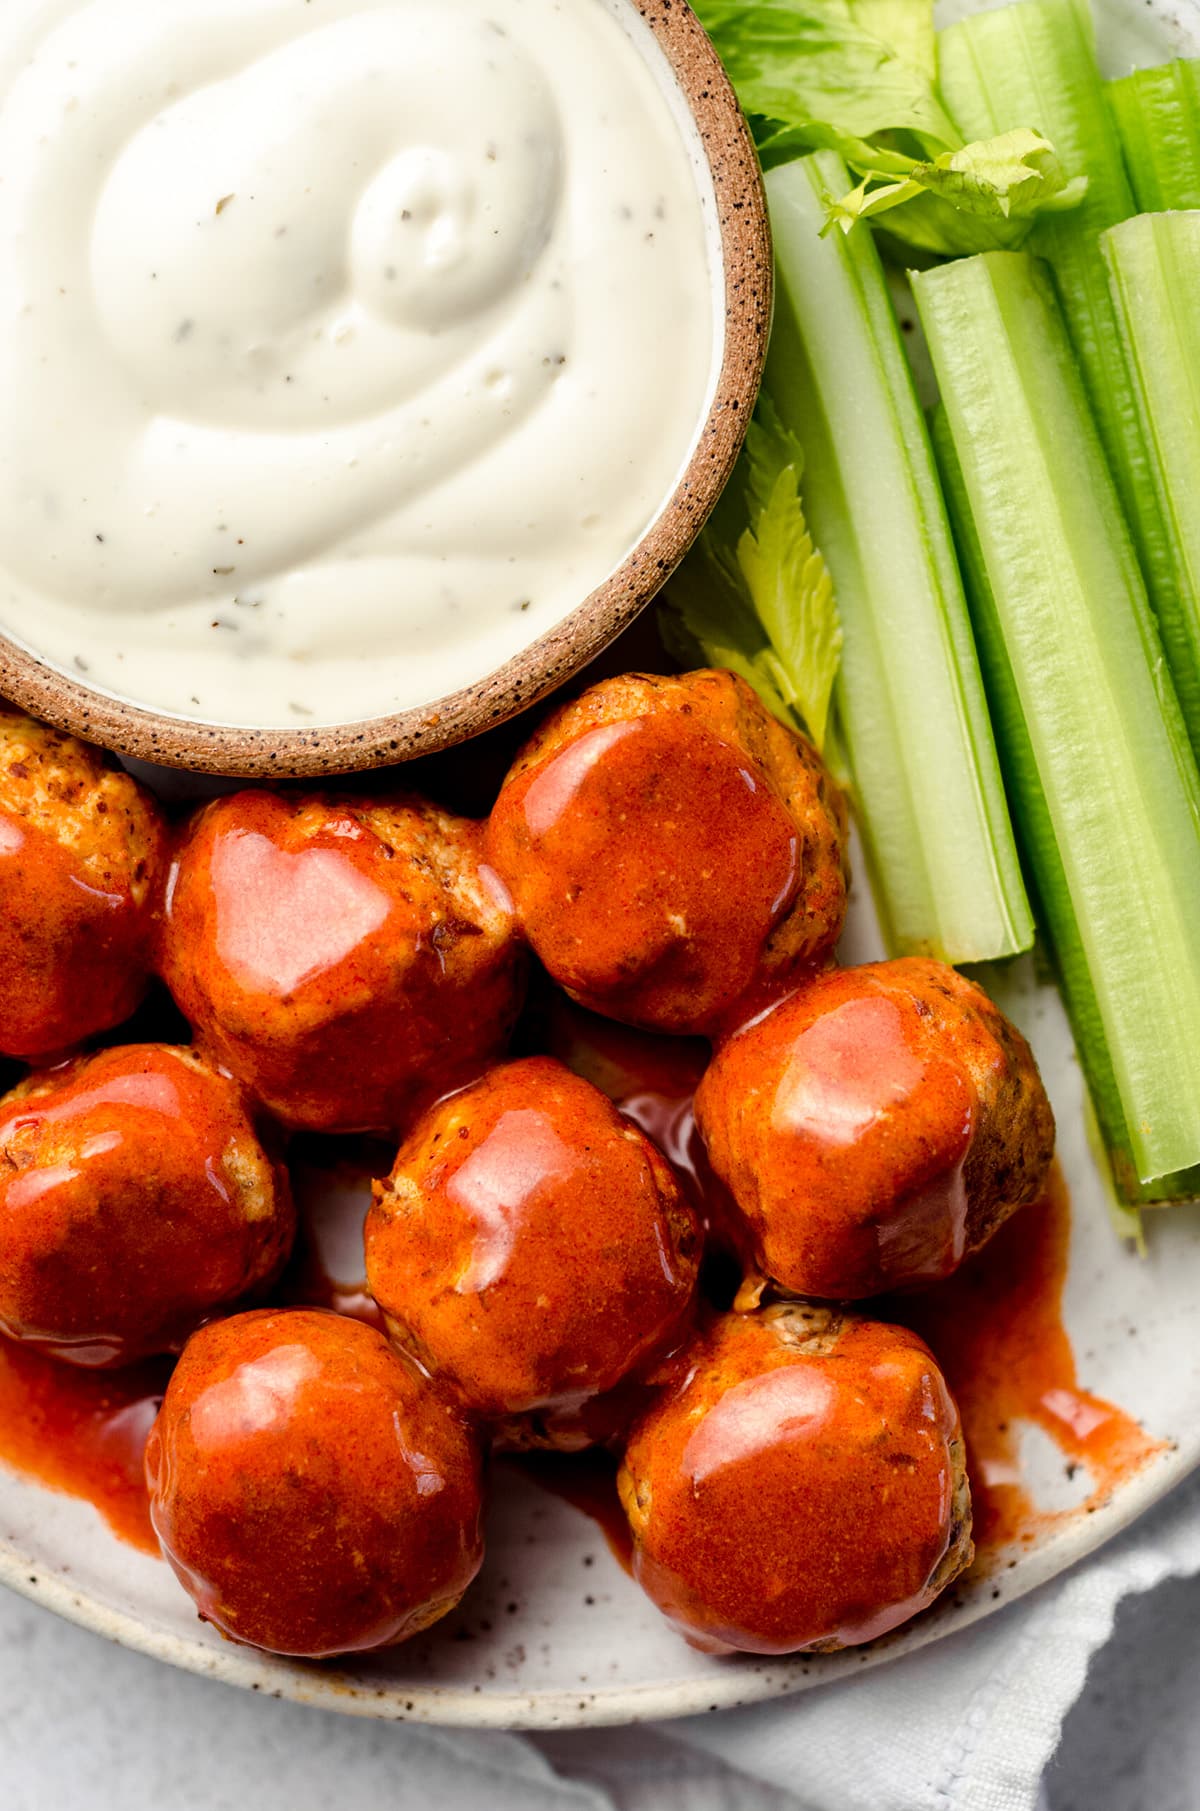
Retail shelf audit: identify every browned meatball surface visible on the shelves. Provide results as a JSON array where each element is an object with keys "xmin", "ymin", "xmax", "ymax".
[
  {"xmin": 0, "ymin": 709, "xmax": 167, "ymax": 1058},
  {"xmin": 365, "ymin": 1056, "xmax": 701, "ymax": 1448},
  {"xmin": 159, "ymin": 789, "xmax": 527, "ymax": 1134},
  {"xmin": 619, "ymin": 1305, "xmax": 972, "ymax": 1655},
  {"xmin": 0, "ymin": 1045, "xmax": 293, "ymax": 1366},
  {"xmin": 695, "ymin": 958, "xmax": 1055, "ymax": 1301},
  {"xmin": 485, "ymin": 670, "xmax": 848, "ymax": 1035},
  {"xmin": 145, "ymin": 1309, "xmax": 484, "ymax": 1658}
]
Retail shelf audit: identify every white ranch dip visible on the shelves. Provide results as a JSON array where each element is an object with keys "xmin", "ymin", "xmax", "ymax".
[{"xmin": 0, "ymin": 0, "xmax": 717, "ymax": 726}]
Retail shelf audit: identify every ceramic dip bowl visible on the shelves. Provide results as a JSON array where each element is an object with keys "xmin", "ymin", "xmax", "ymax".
[{"xmin": 0, "ymin": 0, "xmax": 771, "ymax": 771}]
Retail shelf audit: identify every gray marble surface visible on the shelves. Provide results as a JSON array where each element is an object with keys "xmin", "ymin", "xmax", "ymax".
[{"xmin": 1, "ymin": 1571, "xmax": 1197, "ymax": 1811}]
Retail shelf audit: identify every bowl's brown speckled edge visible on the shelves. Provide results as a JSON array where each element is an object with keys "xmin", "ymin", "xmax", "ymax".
[{"xmin": 0, "ymin": 0, "xmax": 771, "ymax": 778}]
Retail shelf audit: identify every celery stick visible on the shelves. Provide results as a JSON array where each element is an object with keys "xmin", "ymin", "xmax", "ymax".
[
  {"xmin": 1108, "ymin": 60, "xmax": 1200, "ymax": 212},
  {"xmin": 1102, "ymin": 211, "xmax": 1200, "ymax": 743},
  {"xmin": 914, "ymin": 250, "xmax": 1200, "ymax": 1185},
  {"xmin": 930, "ymin": 404, "xmax": 1200, "ymax": 1204},
  {"xmin": 936, "ymin": 1, "xmax": 1197, "ymax": 754},
  {"xmin": 764, "ymin": 154, "xmax": 1032, "ymax": 965}
]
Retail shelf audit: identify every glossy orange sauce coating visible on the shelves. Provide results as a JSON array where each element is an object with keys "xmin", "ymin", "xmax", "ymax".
[
  {"xmin": 485, "ymin": 672, "xmax": 847, "ymax": 1036},
  {"xmin": 619, "ymin": 1309, "xmax": 968, "ymax": 1654},
  {"xmin": 488, "ymin": 715, "xmax": 800, "ymax": 1032},
  {"xmin": 365, "ymin": 1055, "xmax": 701, "ymax": 1443},
  {"xmin": 900, "ymin": 1166, "xmax": 1166, "ymax": 1550},
  {"xmin": 486, "ymin": 1016, "xmax": 1157, "ymax": 1579},
  {"xmin": 145, "ymin": 1309, "xmax": 485, "ymax": 1658},
  {"xmin": 0, "ymin": 994, "xmax": 1160, "ymax": 1598},
  {"xmin": 0, "ymin": 667, "xmax": 1154, "ymax": 1674},
  {"xmin": 699, "ymin": 978, "xmax": 971, "ymax": 1298},
  {"xmin": 697, "ymin": 961, "xmax": 1053, "ymax": 1300},
  {"xmin": 0, "ymin": 788, "xmax": 165, "ymax": 1062},
  {"xmin": 0, "ymin": 1045, "xmax": 293, "ymax": 1366},
  {"xmin": 159, "ymin": 790, "xmax": 525, "ymax": 1134}
]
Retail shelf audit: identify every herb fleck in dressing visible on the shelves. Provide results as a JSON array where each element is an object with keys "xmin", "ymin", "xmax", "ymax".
[{"xmin": 0, "ymin": 0, "xmax": 716, "ymax": 726}]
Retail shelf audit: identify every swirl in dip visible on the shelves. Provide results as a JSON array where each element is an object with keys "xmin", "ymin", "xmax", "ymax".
[{"xmin": 0, "ymin": 0, "xmax": 716, "ymax": 726}]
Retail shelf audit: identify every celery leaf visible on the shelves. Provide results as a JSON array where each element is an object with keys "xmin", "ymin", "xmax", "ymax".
[
  {"xmin": 919, "ymin": 129, "xmax": 1088, "ymax": 216},
  {"xmin": 661, "ymin": 408, "xmax": 842, "ymax": 754},
  {"xmin": 827, "ymin": 128, "xmax": 1087, "ymax": 236}
]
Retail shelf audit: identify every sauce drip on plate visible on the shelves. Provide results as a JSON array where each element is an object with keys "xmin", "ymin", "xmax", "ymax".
[
  {"xmin": 899, "ymin": 1165, "xmax": 1166, "ymax": 1550},
  {"xmin": 505, "ymin": 1450, "xmax": 633, "ymax": 1575},
  {"xmin": 0, "ymin": 1341, "xmax": 165, "ymax": 1552}
]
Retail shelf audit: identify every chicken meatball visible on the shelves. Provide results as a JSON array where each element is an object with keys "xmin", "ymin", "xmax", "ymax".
[
  {"xmin": 485, "ymin": 671, "xmax": 847, "ymax": 1035},
  {"xmin": 0, "ymin": 708, "xmax": 167, "ymax": 1058},
  {"xmin": 618, "ymin": 1305, "xmax": 972, "ymax": 1654},
  {"xmin": 159, "ymin": 790, "xmax": 526, "ymax": 1134},
  {"xmin": 695, "ymin": 958, "xmax": 1055, "ymax": 1301},
  {"xmin": 0, "ymin": 1045, "xmax": 293, "ymax": 1366},
  {"xmin": 365, "ymin": 1056, "xmax": 701, "ymax": 1448},
  {"xmin": 145, "ymin": 1309, "xmax": 484, "ymax": 1657}
]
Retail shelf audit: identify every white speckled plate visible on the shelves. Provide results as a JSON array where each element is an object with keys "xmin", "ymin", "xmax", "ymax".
[{"xmin": 2, "ymin": 0, "xmax": 1199, "ymax": 1734}]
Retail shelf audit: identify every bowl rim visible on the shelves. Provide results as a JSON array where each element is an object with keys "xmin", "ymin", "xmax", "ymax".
[{"xmin": 0, "ymin": 0, "xmax": 772, "ymax": 778}]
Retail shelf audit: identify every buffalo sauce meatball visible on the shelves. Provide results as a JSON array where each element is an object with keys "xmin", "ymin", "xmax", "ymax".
[
  {"xmin": 618, "ymin": 1305, "xmax": 972, "ymax": 1655},
  {"xmin": 484, "ymin": 671, "xmax": 847, "ymax": 1034},
  {"xmin": 364, "ymin": 1056, "xmax": 701, "ymax": 1448},
  {"xmin": 159, "ymin": 790, "xmax": 526, "ymax": 1134},
  {"xmin": 0, "ymin": 1045, "xmax": 293, "ymax": 1366},
  {"xmin": 145, "ymin": 1309, "xmax": 483, "ymax": 1657},
  {"xmin": 695, "ymin": 958, "xmax": 1055, "ymax": 1301},
  {"xmin": 0, "ymin": 709, "xmax": 167, "ymax": 1058}
]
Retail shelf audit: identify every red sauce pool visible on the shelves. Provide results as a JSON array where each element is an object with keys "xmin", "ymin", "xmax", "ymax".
[
  {"xmin": 0, "ymin": 1005, "xmax": 1165, "ymax": 1573},
  {"xmin": 0, "ymin": 1342, "xmax": 166, "ymax": 1553},
  {"xmin": 898, "ymin": 1163, "xmax": 1165, "ymax": 1551}
]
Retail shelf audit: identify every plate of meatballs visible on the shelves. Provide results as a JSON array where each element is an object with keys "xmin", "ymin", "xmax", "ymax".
[{"xmin": 0, "ymin": 662, "xmax": 1194, "ymax": 1728}]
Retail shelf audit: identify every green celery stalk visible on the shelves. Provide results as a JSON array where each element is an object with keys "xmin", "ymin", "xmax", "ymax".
[
  {"xmin": 1102, "ymin": 211, "xmax": 1200, "ymax": 747},
  {"xmin": 936, "ymin": 1, "xmax": 1198, "ymax": 755},
  {"xmin": 913, "ymin": 250, "xmax": 1200, "ymax": 1186},
  {"xmin": 1108, "ymin": 60, "xmax": 1200, "ymax": 211},
  {"xmin": 763, "ymin": 153, "xmax": 1032, "ymax": 964},
  {"xmin": 930, "ymin": 403, "xmax": 1200, "ymax": 1204}
]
